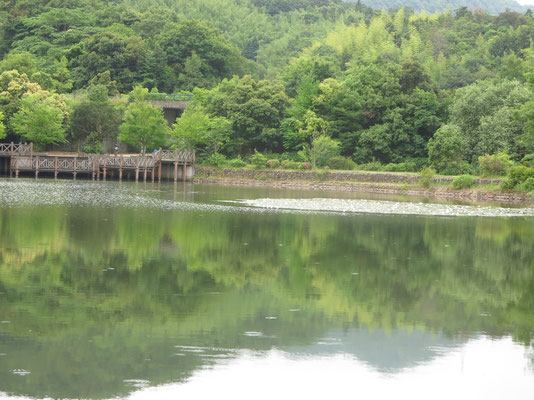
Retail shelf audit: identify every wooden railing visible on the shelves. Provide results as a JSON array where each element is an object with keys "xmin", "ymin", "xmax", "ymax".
[
  {"xmin": 3, "ymin": 143, "xmax": 195, "ymax": 181},
  {"xmin": 159, "ymin": 149, "xmax": 195, "ymax": 163},
  {"xmin": 0, "ymin": 142, "xmax": 32, "ymax": 156}
]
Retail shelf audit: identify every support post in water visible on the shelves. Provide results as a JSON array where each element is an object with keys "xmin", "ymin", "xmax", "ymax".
[{"xmin": 182, "ymin": 162, "xmax": 187, "ymax": 181}]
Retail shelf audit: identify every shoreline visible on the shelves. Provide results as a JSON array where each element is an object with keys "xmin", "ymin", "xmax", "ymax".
[{"xmin": 194, "ymin": 167, "xmax": 532, "ymax": 205}]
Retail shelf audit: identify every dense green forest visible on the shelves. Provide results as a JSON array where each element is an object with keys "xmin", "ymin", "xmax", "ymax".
[{"xmin": 2, "ymin": 0, "xmax": 534, "ymax": 186}]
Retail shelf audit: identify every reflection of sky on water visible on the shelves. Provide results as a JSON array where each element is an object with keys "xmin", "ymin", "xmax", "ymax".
[
  {"xmin": 127, "ymin": 337, "xmax": 533, "ymax": 400},
  {"xmin": 285, "ymin": 328, "xmax": 464, "ymax": 373}
]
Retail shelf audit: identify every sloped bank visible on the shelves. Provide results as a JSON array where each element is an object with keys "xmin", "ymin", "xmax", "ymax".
[{"xmin": 194, "ymin": 167, "xmax": 530, "ymax": 204}]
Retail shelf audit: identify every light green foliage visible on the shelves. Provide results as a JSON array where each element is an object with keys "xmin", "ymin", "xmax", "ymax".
[
  {"xmin": 504, "ymin": 165, "xmax": 534, "ymax": 189},
  {"xmin": 170, "ymin": 105, "xmax": 231, "ymax": 154},
  {"xmin": 449, "ymin": 80, "xmax": 531, "ymax": 161},
  {"xmin": 313, "ymin": 135, "xmax": 340, "ymax": 167},
  {"xmin": 478, "ymin": 152, "xmax": 514, "ymax": 176},
  {"xmin": 118, "ymin": 86, "xmax": 168, "ymax": 153},
  {"xmin": 11, "ymin": 92, "xmax": 68, "ymax": 149},
  {"xmin": 428, "ymin": 124, "xmax": 464, "ymax": 172},
  {"xmin": 299, "ymin": 110, "xmax": 328, "ymax": 169},
  {"xmin": 520, "ymin": 177, "xmax": 534, "ymax": 193},
  {"xmin": 452, "ymin": 174, "xmax": 476, "ymax": 189},
  {"xmin": 227, "ymin": 157, "xmax": 247, "ymax": 168},
  {"xmin": 326, "ymin": 156, "xmax": 355, "ymax": 170},
  {"xmin": 249, "ymin": 150, "xmax": 268, "ymax": 169},
  {"xmin": 419, "ymin": 166, "xmax": 436, "ymax": 188},
  {"xmin": 0, "ymin": 111, "xmax": 5, "ymax": 140},
  {"xmin": 205, "ymin": 153, "xmax": 227, "ymax": 167}
]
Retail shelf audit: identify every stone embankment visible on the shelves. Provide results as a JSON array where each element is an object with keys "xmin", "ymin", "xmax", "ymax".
[{"xmin": 194, "ymin": 167, "xmax": 530, "ymax": 204}]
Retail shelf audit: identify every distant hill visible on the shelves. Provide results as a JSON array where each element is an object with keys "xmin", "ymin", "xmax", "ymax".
[{"xmin": 345, "ymin": 0, "xmax": 531, "ymax": 14}]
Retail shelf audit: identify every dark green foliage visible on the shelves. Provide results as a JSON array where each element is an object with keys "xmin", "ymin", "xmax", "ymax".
[{"xmin": 452, "ymin": 174, "xmax": 476, "ymax": 189}]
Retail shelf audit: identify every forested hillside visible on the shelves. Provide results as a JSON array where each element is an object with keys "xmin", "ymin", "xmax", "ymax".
[
  {"xmin": 348, "ymin": 0, "xmax": 529, "ymax": 15},
  {"xmin": 1, "ymin": 0, "xmax": 534, "ymax": 187}
]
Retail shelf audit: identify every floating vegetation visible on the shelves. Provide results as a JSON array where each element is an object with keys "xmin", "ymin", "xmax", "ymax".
[
  {"xmin": 239, "ymin": 198, "xmax": 534, "ymax": 218},
  {"xmin": 1, "ymin": 179, "xmax": 533, "ymax": 218}
]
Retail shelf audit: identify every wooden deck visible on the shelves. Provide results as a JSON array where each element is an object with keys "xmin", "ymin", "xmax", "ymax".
[{"xmin": 0, "ymin": 143, "xmax": 195, "ymax": 181}]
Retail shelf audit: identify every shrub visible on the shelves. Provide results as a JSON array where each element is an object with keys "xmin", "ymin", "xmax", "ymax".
[
  {"xmin": 382, "ymin": 162, "xmax": 418, "ymax": 172},
  {"xmin": 314, "ymin": 136, "xmax": 340, "ymax": 167},
  {"xmin": 357, "ymin": 162, "xmax": 383, "ymax": 171},
  {"xmin": 266, "ymin": 159, "xmax": 280, "ymax": 169},
  {"xmin": 520, "ymin": 177, "xmax": 534, "ymax": 193},
  {"xmin": 316, "ymin": 167, "xmax": 330, "ymax": 181},
  {"xmin": 478, "ymin": 152, "xmax": 513, "ymax": 176},
  {"xmin": 419, "ymin": 167, "xmax": 436, "ymax": 188},
  {"xmin": 280, "ymin": 160, "xmax": 291, "ymax": 169},
  {"xmin": 82, "ymin": 143, "xmax": 103, "ymax": 154},
  {"xmin": 508, "ymin": 166, "xmax": 534, "ymax": 186},
  {"xmin": 501, "ymin": 178, "xmax": 516, "ymax": 192},
  {"xmin": 440, "ymin": 161, "xmax": 475, "ymax": 176},
  {"xmin": 326, "ymin": 156, "xmax": 355, "ymax": 170},
  {"xmin": 205, "ymin": 153, "xmax": 227, "ymax": 167},
  {"xmin": 250, "ymin": 150, "xmax": 268, "ymax": 169},
  {"xmin": 228, "ymin": 157, "xmax": 246, "ymax": 168},
  {"xmin": 452, "ymin": 175, "xmax": 476, "ymax": 189},
  {"xmin": 521, "ymin": 154, "xmax": 534, "ymax": 167}
]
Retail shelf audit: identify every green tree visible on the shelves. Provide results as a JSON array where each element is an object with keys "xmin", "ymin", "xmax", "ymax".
[
  {"xmin": 427, "ymin": 124, "xmax": 465, "ymax": 172},
  {"xmin": 70, "ymin": 85, "xmax": 124, "ymax": 151},
  {"xmin": 300, "ymin": 110, "xmax": 328, "ymax": 169},
  {"xmin": 170, "ymin": 106, "xmax": 231, "ymax": 154},
  {"xmin": 118, "ymin": 86, "xmax": 168, "ymax": 154},
  {"xmin": 11, "ymin": 92, "xmax": 68, "ymax": 149},
  {"xmin": 204, "ymin": 75, "xmax": 289, "ymax": 155},
  {"xmin": 449, "ymin": 79, "xmax": 531, "ymax": 161}
]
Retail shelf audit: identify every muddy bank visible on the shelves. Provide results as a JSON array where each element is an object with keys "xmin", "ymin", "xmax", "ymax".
[{"xmin": 194, "ymin": 167, "xmax": 531, "ymax": 204}]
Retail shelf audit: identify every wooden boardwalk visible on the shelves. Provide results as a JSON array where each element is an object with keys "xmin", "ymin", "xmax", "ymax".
[{"xmin": 0, "ymin": 142, "xmax": 195, "ymax": 181}]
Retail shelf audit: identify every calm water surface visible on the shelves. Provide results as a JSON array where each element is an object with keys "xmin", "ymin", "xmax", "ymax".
[{"xmin": 0, "ymin": 178, "xmax": 534, "ymax": 399}]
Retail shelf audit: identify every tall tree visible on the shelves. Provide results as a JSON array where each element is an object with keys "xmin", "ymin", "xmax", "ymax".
[{"xmin": 118, "ymin": 86, "xmax": 168, "ymax": 154}]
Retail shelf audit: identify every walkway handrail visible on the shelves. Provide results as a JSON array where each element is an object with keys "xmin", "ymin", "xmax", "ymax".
[{"xmin": 0, "ymin": 142, "xmax": 32, "ymax": 156}]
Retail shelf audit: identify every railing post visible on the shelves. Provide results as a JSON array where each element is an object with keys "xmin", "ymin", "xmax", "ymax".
[
  {"xmin": 54, "ymin": 156, "xmax": 58, "ymax": 179},
  {"xmin": 10, "ymin": 142, "xmax": 13, "ymax": 157},
  {"xmin": 35, "ymin": 155, "xmax": 39, "ymax": 179},
  {"xmin": 73, "ymin": 156, "xmax": 77, "ymax": 180}
]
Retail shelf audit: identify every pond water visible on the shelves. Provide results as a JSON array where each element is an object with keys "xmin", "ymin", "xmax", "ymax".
[{"xmin": 0, "ymin": 178, "xmax": 534, "ymax": 399}]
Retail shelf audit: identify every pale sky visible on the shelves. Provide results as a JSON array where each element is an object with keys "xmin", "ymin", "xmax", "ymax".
[{"xmin": 516, "ymin": 0, "xmax": 534, "ymax": 5}]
